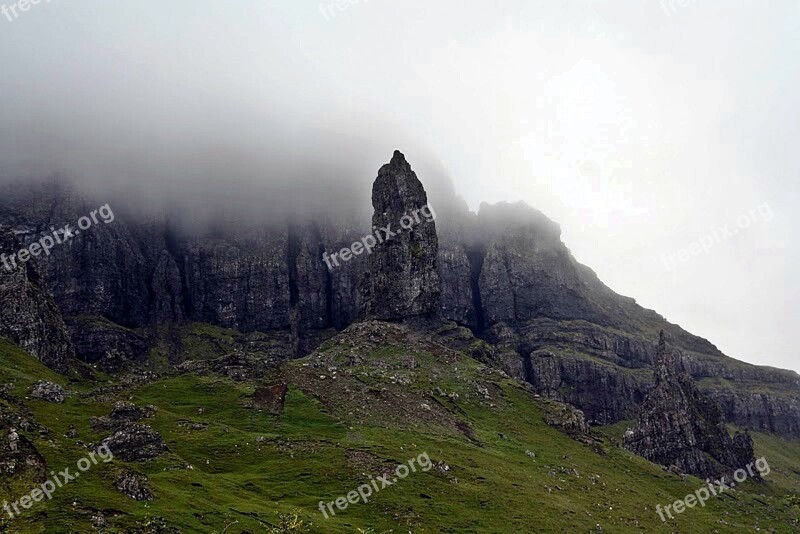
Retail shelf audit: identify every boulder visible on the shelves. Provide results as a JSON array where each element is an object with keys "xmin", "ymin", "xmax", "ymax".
[
  {"xmin": 116, "ymin": 469, "xmax": 153, "ymax": 501},
  {"xmin": 102, "ymin": 423, "xmax": 168, "ymax": 461},
  {"xmin": 31, "ymin": 381, "xmax": 67, "ymax": 403}
]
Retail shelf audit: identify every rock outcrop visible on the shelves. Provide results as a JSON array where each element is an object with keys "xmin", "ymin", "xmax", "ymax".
[
  {"xmin": 116, "ymin": 469, "xmax": 154, "ymax": 501},
  {"xmin": 102, "ymin": 423, "xmax": 168, "ymax": 462},
  {"xmin": 0, "ymin": 428, "xmax": 47, "ymax": 482},
  {"xmin": 30, "ymin": 381, "xmax": 67, "ymax": 403},
  {"xmin": 624, "ymin": 333, "xmax": 757, "ymax": 479},
  {"xmin": 360, "ymin": 150, "xmax": 440, "ymax": 320},
  {"xmin": 0, "ymin": 227, "xmax": 75, "ymax": 372},
  {"xmin": 65, "ymin": 316, "xmax": 149, "ymax": 373},
  {"xmin": 92, "ymin": 401, "xmax": 157, "ymax": 431}
]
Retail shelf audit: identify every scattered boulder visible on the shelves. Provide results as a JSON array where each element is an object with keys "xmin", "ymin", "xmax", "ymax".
[
  {"xmin": 179, "ymin": 351, "xmax": 273, "ymax": 382},
  {"xmin": 177, "ymin": 420, "xmax": 208, "ymax": 431},
  {"xmin": 210, "ymin": 352, "xmax": 263, "ymax": 381},
  {"xmin": 110, "ymin": 401, "xmax": 157, "ymax": 422},
  {"xmin": 30, "ymin": 381, "xmax": 67, "ymax": 403},
  {"xmin": 541, "ymin": 398, "xmax": 592, "ymax": 438},
  {"xmin": 92, "ymin": 401, "xmax": 156, "ymax": 431},
  {"xmin": 116, "ymin": 469, "xmax": 153, "ymax": 501},
  {"xmin": 102, "ymin": 423, "xmax": 168, "ymax": 461}
]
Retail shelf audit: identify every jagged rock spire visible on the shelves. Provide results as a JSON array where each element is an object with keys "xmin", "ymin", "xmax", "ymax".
[
  {"xmin": 360, "ymin": 151, "xmax": 440, "ymax": 320},
  {"xmin": 624, "ymin": 334, "xmax": 757, "ymax": 479},
  {"xmin": 654, "ymin": 330, "xmax": 680, "ymax": 385}
]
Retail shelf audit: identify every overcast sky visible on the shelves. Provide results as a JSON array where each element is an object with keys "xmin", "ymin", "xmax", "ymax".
[{"xmin": 0, "ymin": 1, "xmax": 796, "ymax": 371}]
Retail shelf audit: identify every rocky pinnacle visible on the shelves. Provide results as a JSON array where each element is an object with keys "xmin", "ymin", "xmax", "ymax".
[
  {"xmin": 624, "ymin": 332, "xmax": 757, "ymax": 479},
  {"xmin": 361, "ymin": 151, "xmax": 441, "ymax": 320}
]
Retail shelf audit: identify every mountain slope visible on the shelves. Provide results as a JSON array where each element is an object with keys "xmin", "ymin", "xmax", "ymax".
[{"xmin": 1, "ymin": 323, "xmax": 799, "ymax": 532}]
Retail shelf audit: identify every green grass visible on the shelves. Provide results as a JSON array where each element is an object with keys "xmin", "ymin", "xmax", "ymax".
[
  {"xmin": 1, "ymin": 329, "xmax": 799, "ymax": 533},
  {"xmin": 0, "ymin": 338, "xmax": 67, "ymax": 393}
]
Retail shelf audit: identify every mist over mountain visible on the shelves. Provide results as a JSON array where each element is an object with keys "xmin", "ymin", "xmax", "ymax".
[
  {"xmin": 0, "ymin": 110, "xmax": 464, "ymax": 231},
  {"xmin": 1, "ymin": 4, "xmax": 798, "ymax": 530}
]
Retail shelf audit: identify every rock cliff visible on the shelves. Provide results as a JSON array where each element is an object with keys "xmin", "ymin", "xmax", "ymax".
[
  {"xmin": 0, "ymin": 153, "xmax": 798, "ymax": 439},
  {"xmin": 0, "ymin": 227, "xmax": 74, "ymax": 372}
]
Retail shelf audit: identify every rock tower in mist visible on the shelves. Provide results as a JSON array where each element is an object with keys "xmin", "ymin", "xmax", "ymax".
[{"xmin": 360, "ymin": 151, "xmax": 441, "ymax": 320}]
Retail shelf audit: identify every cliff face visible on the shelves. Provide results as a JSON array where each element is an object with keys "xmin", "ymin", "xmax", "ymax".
[
  {"xmin": 0, "ymin": 154, "xmax": 798, "ymax": 438},
  {"xmin": 0, "ymin": 228, "xmax": 75, "ymax": 372},
  {"xmin": 624, "ymin": 333, "xmax": 757, "ymax": 478},
  {"xmin": 436, "ymin": 200, "xmax": 800, "ymax": 436}
]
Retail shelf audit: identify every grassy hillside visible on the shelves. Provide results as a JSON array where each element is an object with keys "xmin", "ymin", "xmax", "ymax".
[{"xmin": 1, "ymin": 324, "xmax": 798, "ymax": 533}]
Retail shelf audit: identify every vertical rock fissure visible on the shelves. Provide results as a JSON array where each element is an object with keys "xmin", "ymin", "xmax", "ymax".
[
  {"xmin": 318, "ymin": 243, "xmax": 334, "ymax": 329},
  {"xmin": 466, "ymin": 244, "xmax": 487, "ymax": 334},
  {"xmin": 286, "ymin": 222, "xmax": 301, "ymax": 355},
  {"xmin": 286, "ymin": 224, "xmax": 300, "ymax": 307},
  {"xmin": 163, "ymin": 224, "xmax": 191, "ymax": 320}
]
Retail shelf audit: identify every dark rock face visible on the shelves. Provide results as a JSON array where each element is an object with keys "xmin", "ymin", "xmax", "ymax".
[
  {"xmin": 710, "ymin": 390, "xmax": 800, "ymax": 437},
  {"xmin": 0, "ymin": 183, "xmax": 154, "ymax": 327},
  {"xmin": 436, "ymin": 201, "xmax": 482, "ymax": 330},
  {"xmin": 65, "ymin": 316, "xmax": 149, "ymax": 373},
  {"xmin": 437, "ymin": 241, "xmax": 476, "ymax": 327},
  {"xmin": 624, "ymin": 334, "xmax": 756, "ymax": 479},
  {"xmin": 30, "ymin": 381, "xmax": 67, "ymax": 403},
  {"xmin": 102, "ymin": 423, "xmax": 168, "ymax": 462},
  {"xmin": 476, "ymin": 203, "xmax": 601, "ymax": 327},
  {"xmin": 360, "ymin": 151, "xmax": 440, "ymax": 320},
  {"xmin": 0, "ymin": 228, "xmax": 75, "ymax": 372},
  {"xmin": 525, "ymin": 349, "xmax": 649, "ymax": 425},
  {"xmin": 181, "ymin": 229, "xmax": 292, "ymax": 332}
]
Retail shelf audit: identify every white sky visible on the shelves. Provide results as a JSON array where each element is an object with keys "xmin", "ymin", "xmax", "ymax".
[{"xmin": 0, "ymin": 0, "xmax": 797, "ymax": 371}]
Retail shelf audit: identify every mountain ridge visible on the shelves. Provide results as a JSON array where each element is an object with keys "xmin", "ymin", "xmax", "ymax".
[{"xmin": 0, "ymin": 153, "xmax": 798, "ymax": 438}]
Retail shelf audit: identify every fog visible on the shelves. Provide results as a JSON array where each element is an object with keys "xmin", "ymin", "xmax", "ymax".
[{"xmin": 0, "ymin": 0, "xmax": 796, "ymax": 371}]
